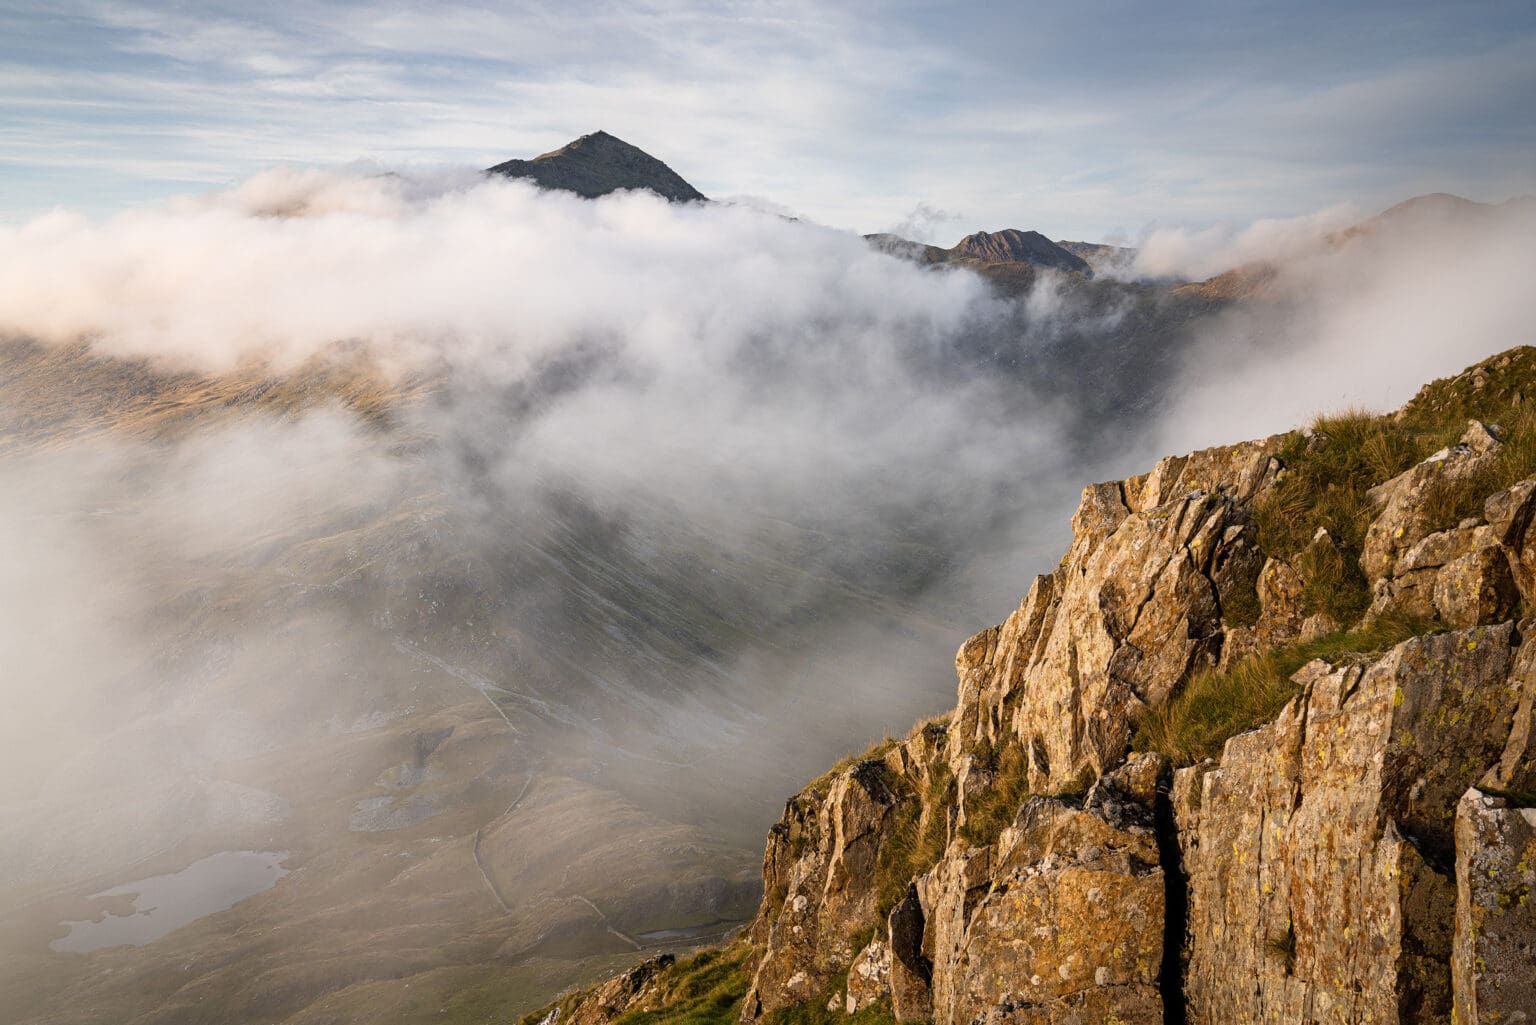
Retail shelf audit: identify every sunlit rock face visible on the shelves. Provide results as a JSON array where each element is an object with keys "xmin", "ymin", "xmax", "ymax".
[{"xmin": 546, "ymin": 348, "xmax": 1536, "ymax": 1025}]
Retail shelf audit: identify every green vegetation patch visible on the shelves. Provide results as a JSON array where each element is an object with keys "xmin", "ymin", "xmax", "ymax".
[
  {"xmin": 1417, "ymin": 407, "xmax": 1536, "ymax": 536},
  {"xmin": 873, "ymin": 764, "xmax": 950, "ymax": 917},
  {"xmin": 520, "ymin": 946, "xmax": 755, "ymax": 1025},
  {"xmin": 761, "ymin": 969, "xmax": 895, "ymax": 1025},
  {"xmin": 1251, "ymin": 410, "xmax": 1420, "ymax": 622},
  {"xmin": 805, "ymin": 736, "xmax": 900, "ymax": 798},
  {"xmin": 1240, "ymin": 346, "xmax": 1536, "ymax": 625},
  {"xmin": 1135, "ymin": 612, "xmax": 1431, "ymax": 766},
  {"xmin": 956, "ymin": 739, "xmax": 1031, "ymax": 849},
  {"xmin": 611, "ymin": 946, "xmax": 754, "ymax": 1025}
]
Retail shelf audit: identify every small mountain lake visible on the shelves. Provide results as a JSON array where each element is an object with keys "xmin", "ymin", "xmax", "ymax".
[{"xmin": 50, "ymin": 850, "xmax": 289, "ymax": 954}]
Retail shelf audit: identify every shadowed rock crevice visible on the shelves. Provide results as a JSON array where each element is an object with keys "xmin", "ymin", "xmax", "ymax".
[{"xmin": 1154, "ymin": 773, "xmax": 1188, "ymax": 1025}]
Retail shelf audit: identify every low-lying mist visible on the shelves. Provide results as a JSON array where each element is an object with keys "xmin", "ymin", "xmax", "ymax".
[{"xmin": 1, "ymin": 171, "xmax": 1532, "ymax": 1022}]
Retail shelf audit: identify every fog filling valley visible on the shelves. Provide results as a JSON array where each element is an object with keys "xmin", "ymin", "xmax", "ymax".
[{"xmin": 1, "ymin": 174, "xmax": 1533, "ymax": 1023}]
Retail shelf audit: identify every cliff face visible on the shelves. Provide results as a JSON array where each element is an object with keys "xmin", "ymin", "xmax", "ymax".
[{"xmin": 527, "ymin": 347, "xmax": 1536, "ymax": 1025}]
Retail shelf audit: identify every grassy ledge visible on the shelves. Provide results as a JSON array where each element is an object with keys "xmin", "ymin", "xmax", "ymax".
[{"xmin": 1134, "ymin": 613, "xmax": 1432, "ymax": 766}]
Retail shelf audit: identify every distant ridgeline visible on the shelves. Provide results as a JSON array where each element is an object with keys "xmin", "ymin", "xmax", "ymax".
[
  {"xmin": 483, "ymin": 133, "xmax": 1136, "ymax": 285},
  {"xmin": 524, "ymin": 346, "xmax": 1536, "ymax": 1025}
]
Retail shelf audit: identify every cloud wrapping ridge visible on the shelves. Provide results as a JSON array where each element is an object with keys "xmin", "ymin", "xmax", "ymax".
[{"xmin": 0, "ymin": 169, "xmax": 989, "ymax": 373}]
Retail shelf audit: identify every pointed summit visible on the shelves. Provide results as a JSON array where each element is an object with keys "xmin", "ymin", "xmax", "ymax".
[{"xmin": 485, "ymin": 130, "xmax": 706, "ymax": 202}]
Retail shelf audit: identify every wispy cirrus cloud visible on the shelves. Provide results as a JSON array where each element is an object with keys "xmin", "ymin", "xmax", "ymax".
[{"xmin": 1, "ymin": 1, "xmax": 1533, "ymax": 239}]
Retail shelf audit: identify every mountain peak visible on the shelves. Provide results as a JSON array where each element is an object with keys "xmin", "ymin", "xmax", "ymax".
[
  {"xmin": 486, "ymin": 131, "xmax": 706, "ymax": 203},
  {"xmin": 950, "ymin": 228, "xmax": 1091, "ymax": 274}
]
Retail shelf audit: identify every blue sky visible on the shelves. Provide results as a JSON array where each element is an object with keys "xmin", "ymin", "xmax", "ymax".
[{"xmin": 3, "ymin": 0, "xmax": 1534, "ymax": 242}]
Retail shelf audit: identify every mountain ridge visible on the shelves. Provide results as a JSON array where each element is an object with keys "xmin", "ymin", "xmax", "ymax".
[{"xmin": 947, "ymin": 228, "xmax": 1091, "ymax": 274}]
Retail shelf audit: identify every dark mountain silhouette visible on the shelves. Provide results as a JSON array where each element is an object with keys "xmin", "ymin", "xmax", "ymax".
[{"xmin": 486, "ymin": 130, "xmax": 706, "ymax": 202}]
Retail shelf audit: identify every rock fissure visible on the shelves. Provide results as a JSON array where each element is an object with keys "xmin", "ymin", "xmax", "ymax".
[{"xmin": 1154, "ymin": 773, "xmax": 1190, "ymax": 1025}]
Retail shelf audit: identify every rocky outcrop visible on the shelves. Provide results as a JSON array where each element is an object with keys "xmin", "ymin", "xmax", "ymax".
[
  {"xmin": 948, "ymin": 436, "xmax": 1281, "ymax": 798},
  {"xmin": 1362, "ymin": 420, "xmax": 1504, "ymax": 581},
  {"xmin": 734, "ymin": 413, "xmax": 1536, "ymax": 1025},
  {"xmin": 1173, "ymin": 625, "xmax": 1529, "ymax": 1024},
  {"xmin": 528, "ymin": 351, "xmax": 1536, "ymax": 1025},
  {"xmin": 923, "ymin": 755, "xmax": 1166, "ymax": 1025},
  {"xmin": 745, "ymin": 755, "xmax": 911, "ymax": 1017},
  {"xmin": 541, "ymin": 954, "xmax": 677, "ymax": 1025}
]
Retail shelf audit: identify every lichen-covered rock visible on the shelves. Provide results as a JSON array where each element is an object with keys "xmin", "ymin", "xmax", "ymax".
[
  {"xmin": 550, "ymin": 954, "xmax": 676, "ymax": 1025},
  {"xmin": 1361, "ymin": 421, "xmax": 1504, "ymax": 581},
  {"xmin": 887, "ymin": 885, "xmax": 933, "ymax": 1021},
  {"xmin": 1177, "ymin": 625, "xmax": 1524, "ymax": 1025},
  {"xmin": 745, "ymin": 761, "xmax": 901, "ymax": 1017},
  {"xmin": 1221, "ymin": 556, "xmax": 1308, "ymax": 669},
  {"xmin": 844, "ymin": 939, "xmax": 891, "ymax": 1013},
  {"xmin": 1486, "ymin": 478, "xmax": 1536, "ymax": 608},
  {"xmin": 922, "ymin": 755, "xmax": 1165, "ymax": 1025},
  {"xmin": 1452, "ymin": 788, "xmax": 1536, "ymax": 1024},
  {"xmin": 1429, "ymin": 545, "xmax": 1518, "ymax": 627},
  {"xmin": 1482, "ymin": 636, "xmax": 1536, "ymax": 800},
  {"xmin": 1367, "ymin": 521, "xmax": 1519, "ymax": 629}
]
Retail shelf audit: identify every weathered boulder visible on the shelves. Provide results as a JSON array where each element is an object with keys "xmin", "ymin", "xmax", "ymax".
[
  {"xmin": 1486, "ymin": 478, "xmax": 1536, "ymax": 608},
  {"xmin": 1482, "ymin": 637, "xmax": 1536, "ymax": 800},
  {"xmin": 1175, "ymin": 625, "xmax": 1525, "ymax": 1025},
  {"xmin": 1452, "ymin": 788, "xmax": 1536, "ymax": 1024},
  {"xmin": 1367, "ymin": 520, "xmax": 1520, "ymax": 629},
  {"xmin": 922, "ymin": 755, "xmax": 1166, "ymax": 1025}
]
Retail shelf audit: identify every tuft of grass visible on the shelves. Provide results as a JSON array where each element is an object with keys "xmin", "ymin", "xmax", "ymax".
[
  {"xmin": 1418, "ymin": 406, "xmax": 1536, "ymax": 535},
  {"xmin": 1291, "ymin": 537, "xmax": 1370, "ymax": 625},
  {"xmin": 872, "ymin": 765, "xmax": 951, "ymax": 917},
  {"xmin": 1267, "ymin": 922, "xmax": 1298, "ymax": 975},
  {"xmin": 1251, "ymin": 410, "xmax": 1421, "ymax": 622},
  {"xmin": 1221, "ymin": 572, "xmax": 1263, "ymax": 627},
  {"xmin": 1135, "ymin": 612, "xmax": 1431, "ymax": 766},
  {"xmin": 957, "ymin": 740, "xmax": 1031, "ymax": 848},
  {"xmin": 1478, "ymin": 784, "xmax": 1536, "ymax": 808},
  {"xmin": 805, "ymin": 736, "xmax": 899, "ymax": 798}
]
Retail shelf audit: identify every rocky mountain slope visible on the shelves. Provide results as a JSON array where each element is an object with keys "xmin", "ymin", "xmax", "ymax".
[
  {"xmin": 486, "ymin": 131, "xmax": 707, "ymax": 202},
  {"xmin": 947, "ymin": 230, "xmax": 1090, "ymax": 275},
  {"xmin": 529, "ymin": 346, "xmax": 1536, "ymax": 1025},
  {"xmin": 864, "ymin": 229, "xmax": 1093, "ymax": 282}
]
